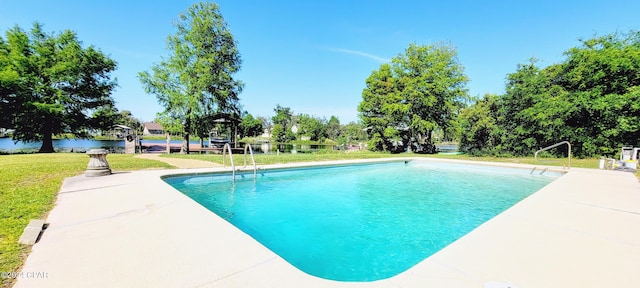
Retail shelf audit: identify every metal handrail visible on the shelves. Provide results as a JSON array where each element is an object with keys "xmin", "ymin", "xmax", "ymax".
[
  {"xmin": 222, "ymin": 143, "xmax": 235, "ymax": 180},
  {"xmin": 243, "ymin": 144, "xmax": 257, "ymax": 179},
  {"xmin": 534, "ymin": 141, "xmax": 571, "ymax": 169}
]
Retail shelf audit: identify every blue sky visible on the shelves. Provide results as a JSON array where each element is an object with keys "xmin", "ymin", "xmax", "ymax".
[{"xmin": 1, "ymin": 1, "xmax": 639, "ymax": 124}]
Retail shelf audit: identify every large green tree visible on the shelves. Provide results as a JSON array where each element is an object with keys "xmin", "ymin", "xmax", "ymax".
[
  {"xmin": 359, "ymin": 43, "xmax": 469, "ymax": 153},
  {"xmin": 394, "ymin": 43, "xmax": 469, "ymax": 152},
  {"xmin": 139, "ymin": 2, "xmax": 243, "ymax": 153},
  {"xmin": 0, "ymin": 23, "xmax": 117, "ymax": 152}
]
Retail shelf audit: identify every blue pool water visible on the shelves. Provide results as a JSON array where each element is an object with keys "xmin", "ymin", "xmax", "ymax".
[{"xmin": 164, "ymin": 161, "xmax": 560, "ymax": 281}]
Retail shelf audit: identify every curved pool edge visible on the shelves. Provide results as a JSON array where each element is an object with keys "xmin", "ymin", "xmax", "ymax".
[{"xmin": 15, "ymin": 158, "xmax": 640, "ymax": 288}]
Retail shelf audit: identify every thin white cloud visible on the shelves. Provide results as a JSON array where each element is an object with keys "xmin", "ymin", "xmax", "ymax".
[{"xmin": 328, "ymin": 48, "xmax": 390, "ymax": 63}]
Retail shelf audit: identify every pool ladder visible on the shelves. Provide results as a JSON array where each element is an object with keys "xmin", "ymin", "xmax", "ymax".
[
  {"xmin": 222, "ymin": 143, "xmax": 257, "ymax": 181},
  {"xmin": 244, "ymin": 144, "xmax": 257, "ymax": 179},
  {"xmin": 534, "ymin": 141, "xmax": 571, "ymax": 170}
]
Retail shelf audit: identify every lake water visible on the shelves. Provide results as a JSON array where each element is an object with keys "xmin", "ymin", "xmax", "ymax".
[{"xmin": 0, "ymin": 137, "xmax": 198, "ymax": 153}]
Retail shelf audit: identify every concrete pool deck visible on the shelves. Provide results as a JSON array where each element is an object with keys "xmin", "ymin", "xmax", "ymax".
[{"xmin": 15, "ymin": 158, "xmax": 640, "ymax": 288}]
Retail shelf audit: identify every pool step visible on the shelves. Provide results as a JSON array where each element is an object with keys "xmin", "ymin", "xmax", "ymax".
[{"xmin": 530, "ymin": 167, "xmax": 548, "ymax": 175}]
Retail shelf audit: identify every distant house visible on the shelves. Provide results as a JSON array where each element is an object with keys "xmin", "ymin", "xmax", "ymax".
[{"xmin": 143, "ymin": 122, "xmax": 164, "ymax": 135}]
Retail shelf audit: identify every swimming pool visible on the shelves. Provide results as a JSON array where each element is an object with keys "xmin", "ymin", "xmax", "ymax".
[{"xmin": 164, "ymin": 160, "xmax": 561, "ymax": 281}]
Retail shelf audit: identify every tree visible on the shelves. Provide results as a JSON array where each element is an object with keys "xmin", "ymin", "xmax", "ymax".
[
  {"xmin": 326, "ymin": 116, "xmax": 341, "ymax": 141},
  {"xmin": 358, "ymin": 63, "xmax": 404, "ymax": 152},
  {"xmin": 239, "ymin": 113, "xmax": 263, "ymax": 137},
  {"xmin": 339, "ymin": 122, "xmax": 368, "ymax": 145},
  {"xmin": 556, "ymin": 31, "xmax": 640, "ymax": 156},
  {"xmin": 271, "ymin": 105, "xmax": 294, "ymax": 143},
  {"xmin": 91, "ymin": 108, "xmax": 143, "ymax": 137},
  {"xmin": 192, "ymin": 114, "xmax": 217, "ymax": 146},
  {"xmin": 0, "ymin": 36, "xmax": 19, "ymax": 130},
  {"xmin": 359, "ymin": 43, "xmax": 469, "ymax": 153},
  {"xmin": 0, "ymin": 23, "xmax": 117, "ymax": 152},
  {"xmin": 154, "ymin": 113, "xmax": 183, "ymax": 136},
  {"xmin": 498, "ymin": 59, "xmax": 555, "ymax": 155},
  {"xmin": 458, "ymin": 94, "xmax": 501, "ymax": 154},
  {"xmin": 297, "ymin": 114, "xmax": 326, "ymax": 141},
  {"xmin": 139, "ymin": 2, "xmax": 243, "ymax": 153},
  {"xmin": 271, "ymin": 124, "xmax": 286, "ymax": 143},
  {"xmin": 91, "ymin": 105, "xmax": 120, "ymax": 135},
  {"xmin": 116, "ymin": 110, "xmax": 143, "ymax": 134},
  {"xmin": 272, "ymin": 104, "xmax": 292, "ymax": 128},
  {"xmin": 392, "ymin": 43, "xmax": 469, "ymax": 153},
  {"xmin": 257, "ymin": 116, "xmax": 271, "ymax": 133}
]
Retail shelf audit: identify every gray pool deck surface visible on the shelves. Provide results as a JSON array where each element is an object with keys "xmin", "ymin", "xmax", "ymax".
[{"xmin": 15, "ymin": 157, "xmax": 640, "ymax": 288}]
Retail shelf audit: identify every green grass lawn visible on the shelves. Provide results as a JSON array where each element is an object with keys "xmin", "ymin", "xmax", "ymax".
[{"xmin": 0, "ymin": 153, "xmax": 172, "ymax": 287}]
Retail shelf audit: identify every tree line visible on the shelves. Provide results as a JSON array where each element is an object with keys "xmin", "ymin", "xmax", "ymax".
[{"xmin": 255, "ymin": 104, "xmax": 366, "ymax": 145}]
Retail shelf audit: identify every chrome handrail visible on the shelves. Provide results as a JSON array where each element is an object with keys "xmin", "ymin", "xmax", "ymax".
[
  {"xmin": 244, "ymin": 144, "xmax": 257, "ymax": 179},
  {"xmin": 222, "ymin": 143, "xmax": 235, "ymax": 180},
  {"xmin": 535, "ymin": 141, "xmax": 571, "ymax": 169}
]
